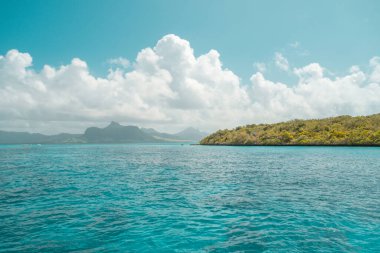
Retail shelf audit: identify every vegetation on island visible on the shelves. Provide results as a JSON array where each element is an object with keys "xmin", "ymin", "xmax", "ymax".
[{"xmin": 200, "ymin": 114, "xmax": 380, "ymax": 146}]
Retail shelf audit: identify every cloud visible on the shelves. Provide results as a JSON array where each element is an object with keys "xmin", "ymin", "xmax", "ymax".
[
  {"xmin": 253, "ymin": 62, "xmax": 266, "ymax": 73},
  {"xmin": 274, "ymin": 52, "xmax": 289, "ymax": 71},
  {"xmin": 294, "ymin": 63, "xmax": 324, "ymax": 81},
  {"xmin": 107, "ymin": 57, "xmax": 130, "ymax": 68},
  {"xmin": 369, "ymin": 56, "xmax": 380, "ymax": 83},
  {"xmin": 0, "ymin": 34, "xmax": 380, "ymax": 133}
]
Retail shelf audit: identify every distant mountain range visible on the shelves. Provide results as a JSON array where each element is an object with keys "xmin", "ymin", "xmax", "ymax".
[{"xmin": 0, "ymin": 122, "xmax": 208, "ymax": 144}]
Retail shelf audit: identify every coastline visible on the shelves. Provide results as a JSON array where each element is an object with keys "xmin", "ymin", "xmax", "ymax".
[{"xmin": 197, "ymin": 143, "xmax": 380, "ymax": 147}]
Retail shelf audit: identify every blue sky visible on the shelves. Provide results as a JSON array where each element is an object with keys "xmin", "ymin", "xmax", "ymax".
[
  {"xmin": 1, "ymin": 0, "xmax": 379, "ymax": 81},
  {"xmin": 1, "ymin": 0, "xmax": 380, "ymax": 133}
]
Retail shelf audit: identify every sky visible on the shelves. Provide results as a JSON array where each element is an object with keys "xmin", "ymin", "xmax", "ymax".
[{"xmin": 1, "ymin": 0, "xmax": 380, "ymax": 134}]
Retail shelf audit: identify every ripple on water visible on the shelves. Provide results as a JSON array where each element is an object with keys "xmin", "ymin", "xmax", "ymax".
[{"xmin": 0, "ymin": 144, "xmax": 379, "ymax": 252}]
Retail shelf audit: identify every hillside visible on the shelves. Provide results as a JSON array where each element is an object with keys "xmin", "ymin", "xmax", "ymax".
[{"xmin": 200, "ymin": 114, "xmax": 380, "ymax": 146}]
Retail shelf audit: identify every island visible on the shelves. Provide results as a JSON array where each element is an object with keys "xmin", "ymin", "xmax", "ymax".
[{"xmin": 200, "ymin": 113, "xmax": 380, "ymax": 146}]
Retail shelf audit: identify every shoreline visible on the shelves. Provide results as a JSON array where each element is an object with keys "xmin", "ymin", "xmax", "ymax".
[{"xmin": 197, "ymin": 144, "xmax": 380, "ymax": 147}]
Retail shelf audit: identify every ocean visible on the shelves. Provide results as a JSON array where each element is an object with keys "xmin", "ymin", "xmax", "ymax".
[{"xmin": 0, "ymin": 144, "xmax": 379, "ymax": 252}]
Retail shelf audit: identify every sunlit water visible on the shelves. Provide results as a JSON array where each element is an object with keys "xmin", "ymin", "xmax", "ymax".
[{"xmin": 0, "ymin": 144, "xmax": 379, "ymax": 252}]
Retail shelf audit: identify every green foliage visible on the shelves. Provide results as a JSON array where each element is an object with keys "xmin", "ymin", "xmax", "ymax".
[{"xmin": 200, "ymin": 114, "xmax": 380, "ymax": 146}]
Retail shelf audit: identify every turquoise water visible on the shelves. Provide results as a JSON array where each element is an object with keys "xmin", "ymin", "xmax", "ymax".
[{"xmin": 0, "ymin": 144, "xmax": 379, "ymax": 252}]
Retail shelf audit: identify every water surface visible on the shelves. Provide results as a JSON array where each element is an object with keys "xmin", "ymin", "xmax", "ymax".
[{"xmin": 0, "ymin": 144, "xmax": 379, "ymax": 252}]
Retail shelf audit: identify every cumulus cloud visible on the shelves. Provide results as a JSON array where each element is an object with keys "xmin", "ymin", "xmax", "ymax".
[
  {"xmin": 0, "ymin": 34, "xmax": 380, "ymax": 133},
  {"xmin": 294, "ymin": 63, "xmax": 324, "ymax": 82},
  {"xmin": 369, "ymin": 56, "xmax": 380, "ymax": 83}
]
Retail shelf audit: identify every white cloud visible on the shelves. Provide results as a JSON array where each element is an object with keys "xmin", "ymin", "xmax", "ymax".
[
  {"xmin": 274, "ymin": 52, "xmax": 290, "ymax": 71},
  {"xmin": 0, "ymin": 34, "xmax": 380, "ymax": 134},
  {"xmin": 294, "ymin": 63, "xmax": 324, "ymax": 82},
  {"xmin": 369, "ymin": 56, "xmax": 380, "ymax": 83},
  {"xmin": 107, "ymin": 57, "xmax": 130, "ymax": 68}
]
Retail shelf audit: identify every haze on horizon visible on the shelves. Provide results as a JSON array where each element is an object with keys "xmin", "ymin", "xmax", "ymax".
[{"xmin": 1, "ymin": 0, "xmax": 380, "ymax": 134}]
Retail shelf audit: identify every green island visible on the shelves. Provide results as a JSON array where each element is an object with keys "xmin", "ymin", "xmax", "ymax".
[{"xmin": 200, "ymin": 113, "xmax": 380, "ymax": 146}]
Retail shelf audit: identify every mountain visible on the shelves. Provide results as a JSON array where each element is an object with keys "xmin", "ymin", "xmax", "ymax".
[
  {"xmin": 141, "ymin": 127, "xmax": 207, "ymax": 142},
  {"xmin": 0, "ymin": 131, "xmax": 48, "ymax": 144},
  {"xmin": 0, "ymin": 122, "xmax": 206, "ymax": 144},
  {"xmin": 173, "ymin": 127, "xmax": 208, "ymax": 141},
  {"xmin": 140, "ymin": 128, "xmax": 180, "ymax": 141},
  {"xmin": 84, "ymin": 121, "xmax": 156, "ymax": 143},
  {"xmin": 0, "ymin": 131, "xmax": 84, "ymax": 144},
  {"xmin": 200, "ymin": 113, "xmax": 380, "ymax": 146}
]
